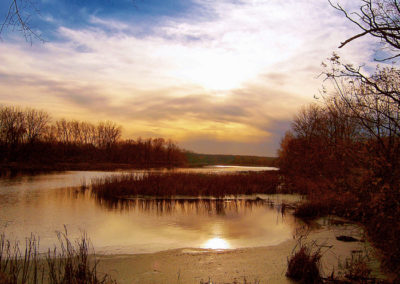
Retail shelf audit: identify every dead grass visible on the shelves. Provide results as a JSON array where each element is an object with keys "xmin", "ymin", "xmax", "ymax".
[
  {"xmin": 342, "ymin": 252, "xmax": 372, "ymax": 282},
  {"xmin": 286, "ymin": 241, "xmax": 323, "ymax": 284},
  {"xmin": 89, "ymin": 171, "xmax": 280, "ymax": 199},
  {"xmin": 0, "ymin": 229, "xmax": 115, "ymax": 284}
]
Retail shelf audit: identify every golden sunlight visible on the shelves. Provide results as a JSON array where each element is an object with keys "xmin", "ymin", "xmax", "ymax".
[
  {"xmin": 157, "ymin": 119, "xmax": 269, "ymax": 142},
  {"xmin": 203, "ymin": 237, "xmax": 230, "ymax": 250}
]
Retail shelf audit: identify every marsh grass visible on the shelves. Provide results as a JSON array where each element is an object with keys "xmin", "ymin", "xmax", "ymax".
[
  {"xmin": 89, "ymin": 171, "xmax": 280, "ymax": 200},
  {"xmin": 0, "ymin": 229, "xmax": 115, "ymax": 284},
  {"xmin": 341, "ymin": 251, "xmax": 372, "ymax": 282},
  {"xmin": 286, "ymin": 236, "xmax": 324, "ymax": 284}
]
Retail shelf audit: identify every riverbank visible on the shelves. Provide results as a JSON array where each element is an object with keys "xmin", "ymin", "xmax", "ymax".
[
  {"xmin": 0, "ymin": 161, "xmax": 276, "ymax": 174},
  {"xmin": 95, "ymin": 218, "xmax": 385, "ymax": 283},
  {"xmin": 0, "ymin": 162, "xmax": 184, "ymax": 173},
  {"xmin": 185, "ymin": 153, "xmax": 277, "ymax": 168}
]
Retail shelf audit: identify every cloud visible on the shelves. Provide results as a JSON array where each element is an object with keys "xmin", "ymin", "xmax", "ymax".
[{"xmin": 0, "ymin": 0, "xmax": 385, "ymax": 155}]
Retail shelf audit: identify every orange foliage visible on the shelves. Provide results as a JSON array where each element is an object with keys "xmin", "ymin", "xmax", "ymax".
[{"xmin": 278, "ymin": 101, "xmax": 400, "ymax": 278}]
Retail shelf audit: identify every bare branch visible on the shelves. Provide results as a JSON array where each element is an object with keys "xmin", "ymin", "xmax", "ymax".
[
  {"xmin": 0, "ymin": 0, "xmax": 45, "ymax": 43},
  {"xmin": 330, "ymin": 0, "xmax": 400, "ymax": 61}
]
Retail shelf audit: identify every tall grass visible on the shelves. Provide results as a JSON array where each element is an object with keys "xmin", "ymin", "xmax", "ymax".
[
  {"xmin": 286, "ymin": 237, "xmax": 323, "ymax": 284},
  {"xmin": 89, "ymin": 171, "xmax": 281, "ymax": 200},
  {"xmin": 286, "ymin": 246, "xmax": 322, "ymax": 284},
  {"xmin": 0, "ymin": 229, "xmax": 115, "ymax": 284}
]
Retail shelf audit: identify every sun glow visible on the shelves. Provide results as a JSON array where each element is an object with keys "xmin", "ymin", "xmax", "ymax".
[
  {"xmin": 168, "ymin": 49, "xmax": 259, "ymax": 91},
  {"xmin": 203, "ymin": 237, "xmax": 230, "ymax": 250}
]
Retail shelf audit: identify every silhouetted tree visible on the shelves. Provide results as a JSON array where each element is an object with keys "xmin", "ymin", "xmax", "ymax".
[
  {"xmin": 0, "ymin": 104, "xmax": 186, "ymax": 167},
  {"xmin": 278, "ymin": 101, "xmax": 362, "ymax": 193},
  {"xmin": 323, "ymin": 59, "xmax": 400, "ymax": 186},
  {"xmin": 96, "ymin": 121, "xmax": 121, "ymax": 149},
  {"xmin": 0, "ymin": 106, "xmax": 26, "ymax": 160},
  {"xmin": 24, "ymin": 107, "xmax": 50, "ymax": 143},
  {"xmin": 324, "ymin": 0, "xmax": 400, "ymax": 189}
]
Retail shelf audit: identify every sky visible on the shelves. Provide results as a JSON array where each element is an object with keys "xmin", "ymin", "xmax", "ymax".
[{"xmin": 0, "ymin": 0, "xmax": 381, "ymax": 156}]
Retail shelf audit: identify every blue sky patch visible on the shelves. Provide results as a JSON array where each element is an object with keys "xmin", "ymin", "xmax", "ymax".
[{"xmin": 0, "ymin": 0, "xmax": 211, "ymax": 41}]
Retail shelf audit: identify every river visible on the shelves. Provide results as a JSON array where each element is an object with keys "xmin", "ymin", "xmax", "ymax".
[{"xmin": 0, "ymin": 166, "xmax": 301, "ymax": 254}]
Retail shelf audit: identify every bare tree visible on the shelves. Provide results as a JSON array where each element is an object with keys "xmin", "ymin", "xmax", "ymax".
[
  {"xmin": 329, "ymin": 0, "xmax": 400, "ymax": 61},
  {"xmin": 0, "ymin": 105, "xmax": 26, "ymax": 147},
  {"xmin": 56, "ymin": 119, "xmax": 70, "ymax": 144},
  {"xmin": 292, "ymin": 104, "xmax": 325, "ymax": 142},
  {"xmin": 24, "ymin": 107, "xmax": 50, "ymax": 143},
  {"xmin": 96, "ymin": 121, "xmax": 121, "ymax": 149},
  {"xmin": 70, "ymin": 120, "xmax": 83, "ymax": 144},
  {"xmin": 323, "ymin": 54, "xmax": 400, "ymax": 187},
  {"xmin": 326, "ymin": 0, "xmax": 400, "ymax": 164},
  {"xmin": 80, "ymin": 121, "xmax": 95, "ymax": 145},
  {"xmin": 43, "ymin": 124, "xmax": 57, "ymax": 143}
]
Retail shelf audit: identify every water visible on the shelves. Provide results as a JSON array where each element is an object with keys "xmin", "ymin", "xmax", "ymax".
[{"xmin": 0, "ymin": 166, "xmax": 300, "ymax": 254}]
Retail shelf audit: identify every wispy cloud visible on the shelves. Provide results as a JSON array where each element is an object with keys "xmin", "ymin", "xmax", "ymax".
[{"xmin": 0, "ymin": 0, "xmax": 383, "ymax": 155}]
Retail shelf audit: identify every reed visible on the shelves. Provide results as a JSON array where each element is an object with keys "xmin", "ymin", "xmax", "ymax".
[
  {"xmin": 89, "ymin": 171, "xmax": 281, "ymax": 199},
  {"xmin": 286, "ymin": 240, "xmax": 323, "ymax": 284},
  {"xmin": 0, "ymin": 229, "xmax": 115, "ymax": 284}
]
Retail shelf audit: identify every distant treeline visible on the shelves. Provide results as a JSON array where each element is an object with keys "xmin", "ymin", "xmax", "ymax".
[
  {"xmin": 185, "ymin": 152, "xmax": 277, "ymax": 167},
  {"xmin": 0, "ymin": 105, "xmax": 186, "ymax": 168}
]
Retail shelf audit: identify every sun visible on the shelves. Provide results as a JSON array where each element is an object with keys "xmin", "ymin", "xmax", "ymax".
[
  {"xmin": 203, "ymin": 237, "xmax": 230, "ymax": 250},
  {"xmin": 170, "ymin": 50, "xmax": 257, "ymax": 91}
]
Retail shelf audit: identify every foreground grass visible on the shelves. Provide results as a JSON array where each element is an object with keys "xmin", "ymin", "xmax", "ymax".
[
  {"xmin": 89, "ymin": 171, "xmax": 281, "ymax": 199},
  {"xmin": 285, "ymin": 236, "xmax": 384, "ymax": 284},
  {"xmin": 0, "ymin": 230, "xmax": 115, "ymax": 284}
]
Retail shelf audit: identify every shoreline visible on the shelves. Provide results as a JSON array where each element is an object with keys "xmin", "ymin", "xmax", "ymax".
[
  {"xmin": 0, "ymin": 162, "xmax": 274, "ymax": 174},
  {"xmin": 94, "ymin": 219, "xmax": 386, "ymax": 284},
  {"xmin": 0, "ymin": 162, "xmax": 183, "ymax": 173}
]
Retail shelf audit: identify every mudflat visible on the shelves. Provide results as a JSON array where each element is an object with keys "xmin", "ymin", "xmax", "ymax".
[{"xmin": 96, "ymin": 220, "xmax": 379, "ymax": 284}]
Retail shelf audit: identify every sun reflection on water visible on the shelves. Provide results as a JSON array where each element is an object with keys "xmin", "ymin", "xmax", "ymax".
[{"xmin": 203, "ymin": 237, "xmax": 230, "ymax": 250}]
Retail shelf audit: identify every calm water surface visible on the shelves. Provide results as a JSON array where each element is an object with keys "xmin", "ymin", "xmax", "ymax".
[{"xmin": 0, "ymin": 166, "xmax": 301, "ymax": 254}]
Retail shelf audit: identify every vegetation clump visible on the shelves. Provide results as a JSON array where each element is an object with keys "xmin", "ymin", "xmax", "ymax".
[
  {"xmin": 90, "ymin": 171, "xmax": 281, "ymax": 199},
  {"xmin": 0, "ymin": 230, "xmax": 115, "ymax": 284},
  {"xmin": 342, "ymin": 252, "xmax": 373, "ymax": 282},
  {"xmin": 286, "ymin": 243, "xmax": 322, "ymax": 284}
]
